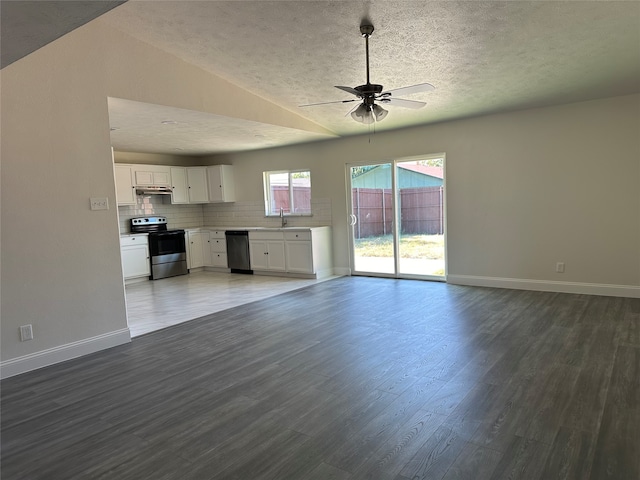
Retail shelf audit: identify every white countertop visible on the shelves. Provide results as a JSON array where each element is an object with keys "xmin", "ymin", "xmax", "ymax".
[{"xmin": 201, "ymin": 226, "xmax": 329, "ymax": 232}]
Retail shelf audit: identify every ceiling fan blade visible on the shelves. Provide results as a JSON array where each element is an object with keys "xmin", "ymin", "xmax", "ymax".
[
  {"xmin": 345, "ymin": 103, "xmax": 361, "ymax": 117},
  {"xmin": 380, "ymin": 97, "xmax": 426, "ymax": 109},
  {"xmin": 299, "ymin": 99, "xmax": 358, "ymax": 107},
  {"xmin": 380, "ymin": 82, "xmax": 435, "ymax": 97},
  {"xmin": 335, "ymin": 85, "xmax": 362, "ymax": 97}
]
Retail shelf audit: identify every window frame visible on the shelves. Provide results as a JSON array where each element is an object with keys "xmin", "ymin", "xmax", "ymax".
[{"xmin": 263, "ymin": 169, "xmax": 312, "ymax": 217}]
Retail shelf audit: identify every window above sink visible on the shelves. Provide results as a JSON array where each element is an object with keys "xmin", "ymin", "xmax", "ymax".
[{"xmin": 263, "ymin": 169, "xmax": 312, "ymax": 216}]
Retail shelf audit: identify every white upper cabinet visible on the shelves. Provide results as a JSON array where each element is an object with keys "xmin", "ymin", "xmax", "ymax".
[
  {"xmin": 187, "ymin": 167, "xmax": 209, "ymax": 203},
  {"xmin": 207, "ymin": 165, "xmax": 235, "ymax": 203},
  {"xmin": 114, "ymin": 163, "xmax": 234, "ymax": 206},
  {"xmin": 170, "ymin": 167, "xmax": 189, "ymax": 204},
  {"xmin": 133, "ymin": 165, "xmax": 171, "ymax": 186},
  {"xmin": 114, "ymin": 165, "xmax": 136, "ymax": 205}
]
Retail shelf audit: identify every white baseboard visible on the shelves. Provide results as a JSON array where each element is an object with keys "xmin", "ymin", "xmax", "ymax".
[
  {"xmin": 332, "ymin": 267, "xmax": 351, "ymax": 276},
  {"xmin": 0, "ymin": 328, "xmax": 131, "ymax": 379},
  {"xmin": 447, "ymin": 275, "xmax": 640, "ymax": 298}
]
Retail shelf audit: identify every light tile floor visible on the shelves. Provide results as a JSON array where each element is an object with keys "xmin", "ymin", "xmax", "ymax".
[{"xmin": 125, "ymin": 270, "xmax": 338, "ymax": 337}]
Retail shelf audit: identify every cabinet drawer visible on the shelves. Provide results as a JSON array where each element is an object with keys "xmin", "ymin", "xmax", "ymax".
[
  {"xmin": 210, "ymin": 252, "xmax": 228, "ymax": 267},
  {"xmin": 249, "ymin": 231, "xmax": 284, "ymax": 241},
  {"xmin": 284, "ymin": 230, "xmax": 311, "ymax": 241},
  {"xmin": 209, "ymin": 230, "xmax": 226, "ymax": 238},
  {"xmin": 120, "ymin": 235, "xmax": 148, "ymax": 247},
  {"xmin": 210, "ymin": 237, "xmax": 227, "ymax": 252}
]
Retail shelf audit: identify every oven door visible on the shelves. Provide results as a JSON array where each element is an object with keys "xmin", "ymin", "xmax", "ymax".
[{"xmin": 149, "ymin": 231, "xmax": 186, "ymax": 257}]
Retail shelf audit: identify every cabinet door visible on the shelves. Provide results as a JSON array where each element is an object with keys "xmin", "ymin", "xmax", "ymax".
[
  {"xmin": 121, "ymin": 245, "xmax": 150, "ymax": 279},
  {"xmin": 187, "ymin": 167, "xmax": 209, "ymax": 203},
  {"xmin": 207, "ymin": 165, "xmax": 235, "ymax": 202},
  {"xmin": 134, "ymin": 167, "xmax": 171, "ymax": 186},
  {"xmin": 152, "ymin": 169, "xmax": 171, "ymax": 185},
  {"xmin": 266, "ymin": 240, "xmax": 286, "ymax": 271},
  {"xmin": 285, "ymin": 241, "xmax": 313, "ymax": 273},
  {"xmin": 188, "ymin": 232, "xmax": 204, "ymax": 268},
  {"xmin": 134, "ymin": 170, "xmax": 154, "ymax": 185},
  {"xmin": 114, "ymin": 165, "xmax": 136, "ymax": 205},
  {"xmin": 170, "ymin": 167, "xmax": 189, "ymax": 204},
  {"xmin": 249, "ymin": 240, "xmax": 269, "ymax": 270},
  {"xmin": 202, "ymin": 232, "xmax": 212, "ymax": 267}
]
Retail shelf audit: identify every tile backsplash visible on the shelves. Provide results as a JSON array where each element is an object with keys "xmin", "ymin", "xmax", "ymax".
[{"xmin": 118, "ymin": 195, "xmax": 331, "ymax": 233}]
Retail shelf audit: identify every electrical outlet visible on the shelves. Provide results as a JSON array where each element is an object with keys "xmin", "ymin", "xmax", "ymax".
[
  {"xmin": 90, "ymin": 197, "xmax": 109, "ymax": 211},
  {"xmin": 556, "ymin": 262, "xmax": 565, "ymax": 273},
  {"xmin": 20, "ymin": 324, "xmax": 33, "ymax": 341}
]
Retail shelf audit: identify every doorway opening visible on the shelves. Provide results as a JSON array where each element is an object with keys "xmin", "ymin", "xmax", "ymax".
[{"xmin": 347, "ymin": 154, "xmax": 446, "ymax": 280}]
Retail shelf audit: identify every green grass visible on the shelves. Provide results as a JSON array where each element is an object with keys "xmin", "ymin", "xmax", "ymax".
[{"xmin": 355, "ymin": 234, "xmax": 444, "ymax": 260}]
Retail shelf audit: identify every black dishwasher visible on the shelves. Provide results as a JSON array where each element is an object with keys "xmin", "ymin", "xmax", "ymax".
[{"xmin": 225, "ymin": 231, "xmax": 253, "ymax": 274}]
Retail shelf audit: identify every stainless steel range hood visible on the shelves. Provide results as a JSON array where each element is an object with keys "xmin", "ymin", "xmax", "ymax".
[{"xmin": 135, "ymin": 186, "xmax": 173, "ymax": 195}]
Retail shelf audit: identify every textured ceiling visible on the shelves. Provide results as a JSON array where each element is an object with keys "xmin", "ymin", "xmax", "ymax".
[
  {"xmin": 101, "ymin": 0, "xmax": 640, "ymax": 153},
  {"xmin": 107, "ymin": 97, "xmax": 335, "ymax": 154},
  {"xmin": 5, "ymin": 1, "xmax": 640, "ymax": 154}
]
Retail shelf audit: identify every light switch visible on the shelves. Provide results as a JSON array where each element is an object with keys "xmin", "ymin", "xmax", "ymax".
[{"xmin": 90, "ymin": 197, "xmax": 109, "ymax": 211}]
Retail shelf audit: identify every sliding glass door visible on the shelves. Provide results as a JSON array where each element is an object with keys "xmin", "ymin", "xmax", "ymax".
[
  {"xmin": 348, "ymin": 163, "xmax": 396, "ymax": 275},
  {"xmin": 347, "ymin": 155, "xmax": 446, "ymax": 280}
]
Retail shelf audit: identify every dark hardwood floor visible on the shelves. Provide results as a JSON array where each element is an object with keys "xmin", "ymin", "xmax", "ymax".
[{"xmin": 2, "ymin": 277, "xmax": 638, "ymax": 479}]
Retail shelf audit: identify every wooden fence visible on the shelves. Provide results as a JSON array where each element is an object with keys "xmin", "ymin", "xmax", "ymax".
[
  {"xmin": 272, "ymin": 186, "xmax": 311, "ymax": 214},
  {"xmin": 352, "ymin": 186, "xmax": 444, "ymax": 238}
]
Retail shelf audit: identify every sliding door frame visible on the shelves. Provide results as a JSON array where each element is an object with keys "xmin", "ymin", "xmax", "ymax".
[{"xmin": 346, "ymin": 153, "xmax": 448, "ymax": 281}]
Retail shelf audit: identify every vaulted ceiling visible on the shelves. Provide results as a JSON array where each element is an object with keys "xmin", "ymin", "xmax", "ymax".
[{"xmin": 3, "ymin": 1, "xmax": 640, "ymax": 155}]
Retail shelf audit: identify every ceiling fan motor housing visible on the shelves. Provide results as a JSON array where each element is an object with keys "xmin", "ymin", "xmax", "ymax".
[
  {"xmin": 360, "ymin": 24, "xmax": 374, "ymax": 37},
  {"xmin": 355, "ymin": 84, "xmax": 384, "ymax": 101}
]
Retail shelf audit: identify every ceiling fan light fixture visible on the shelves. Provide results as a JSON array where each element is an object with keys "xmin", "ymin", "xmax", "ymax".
[
  {"xmin": 351, "ymin": 103, "xmax": 373, "ymax": 124},
  {"xmin": 372, "ymin": 104, "xmax": 388, "ymax": 121}
]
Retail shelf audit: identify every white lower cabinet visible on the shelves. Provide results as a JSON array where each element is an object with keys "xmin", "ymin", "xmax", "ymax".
[
  {"xmin": 249, "ymin": 228, "xmax": 332, "ymax": 277},
  {"xmin": 207, "ymin": 230, "xmax": 228, "ymax": 268},
  {"xmin": 187, "ymin": 230, "xmax": 206, "ymax": 269},
  {"xmin": 284, "ymin": 233, "xmax": 314, "ymax": 274},
  {"xmin": 284, "ymin": 227, "xmax": 332, "ymax": 277},
  {"xmin": 120, "ymin": 236, "xmax": 150, "ymax": 279},
  {"xmin": 249, "ymin": 231, "xmax": 286, "ymax": 272},
  {"xmin": 184, "ymin": 227, "xmax": 331, "ymax": 277}
]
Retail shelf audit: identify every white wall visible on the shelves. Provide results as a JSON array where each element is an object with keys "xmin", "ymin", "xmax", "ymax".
[
  {"xmin": 212, "ymin": 95, "xmax": 640, "ymax": 295},
  {"xmin": 1, "ymin": 16, "xmax": 638, "ymax": 377}
]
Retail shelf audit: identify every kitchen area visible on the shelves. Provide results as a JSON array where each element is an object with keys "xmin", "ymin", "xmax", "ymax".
[{"xmin": 115, "ymin": 156, "xmax": 334, "ymax": 337}]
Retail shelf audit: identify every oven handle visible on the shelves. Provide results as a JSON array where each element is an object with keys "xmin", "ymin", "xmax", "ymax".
[{"xmin": 152, "ymin": 231, "xmax": 185, "ymax": 236}]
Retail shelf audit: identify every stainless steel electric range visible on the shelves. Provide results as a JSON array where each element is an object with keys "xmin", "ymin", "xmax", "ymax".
[{"xmin": 130, "ymin": 217, "xmax": 187, "ymax": 280}]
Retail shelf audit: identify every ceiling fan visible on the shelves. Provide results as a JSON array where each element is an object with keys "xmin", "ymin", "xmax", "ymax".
[{"xmin": 300, "ymin": 23, "xmax": 435, "ymax": 124}]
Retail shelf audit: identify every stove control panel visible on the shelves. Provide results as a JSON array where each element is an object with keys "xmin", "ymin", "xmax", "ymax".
[{"xmin": 131, "ymin": 217, "xmax": 167, "ymax": 225}]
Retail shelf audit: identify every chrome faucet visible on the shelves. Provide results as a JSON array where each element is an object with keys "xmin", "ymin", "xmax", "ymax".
[{"xmin": 280, "ymin": 207, "xmax": 287, "ymax": 228}]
